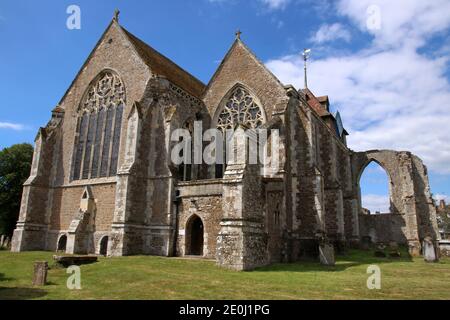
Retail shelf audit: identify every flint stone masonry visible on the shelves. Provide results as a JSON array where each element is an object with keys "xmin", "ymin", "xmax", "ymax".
[{"xmin": 11, "ymin": 16, "xmax": 440, "ymax": 270}]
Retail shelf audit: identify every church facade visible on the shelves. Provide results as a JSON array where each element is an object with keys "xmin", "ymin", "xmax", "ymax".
[{"xmin": 11, "ymin": 16, "xmax": 440, "ymax": 270}]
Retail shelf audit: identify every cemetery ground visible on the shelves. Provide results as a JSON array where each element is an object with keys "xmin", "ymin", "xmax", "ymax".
[{"xmin": 0, "ymin": 248, "xmax": 450, "ymax": 300}]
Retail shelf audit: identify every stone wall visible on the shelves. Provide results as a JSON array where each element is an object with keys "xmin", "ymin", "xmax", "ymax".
[
  {"xmin": 359, "ymin": 213, "xmax": 407, "ymax": 244},
  {"xmin": 352, "ymin": 150, "xmax": 440, "ymax": 255},
  {"xmin": 176, "ymin": 180, "xmax": 223, "ymax": 258}
]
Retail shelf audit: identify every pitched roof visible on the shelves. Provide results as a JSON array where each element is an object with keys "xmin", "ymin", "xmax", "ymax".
[
  {"xmin": 302, "ymin": 88, "xmax": 331, "ymax": 117},
  {"xmin": 204, "ymin": 38, "xmax": 286, "ymax": 94},
  {"xmin": 121, "ymin": 27, "xmax": 206, "ymax": 98},
  {"xmin": 317, "ymin": 96, "xmax": 329, "ymax": 103}
]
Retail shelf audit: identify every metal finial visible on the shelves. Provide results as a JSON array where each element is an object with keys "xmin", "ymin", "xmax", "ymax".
[
  {"xmin": 235, "ymin": 29, "xmax": 242, "ymax": 40},
  {"xmin": 302, "ymin": 48, "xmax": 311, "ymax": 89},
  {"xmin": 114, "ymin": 9, "xmax": 120, "ymax": 22}
]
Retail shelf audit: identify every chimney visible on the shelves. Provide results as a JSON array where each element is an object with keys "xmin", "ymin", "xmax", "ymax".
[{"xmin": 440, "ymin": 200, "xmax": 446, "ymax": 210}]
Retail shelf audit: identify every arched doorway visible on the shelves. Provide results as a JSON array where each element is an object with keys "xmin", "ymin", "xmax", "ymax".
[
  {"xmin": 186, "ymin": 215, "xmax": 204, "ymax": 256},
  {"xmin": 99, "ymin": 236, "xmax": 108, "ymax": 256},
  {"xmin": 57, "ymin": 235, "xmax": 67, "ymax": 252}
]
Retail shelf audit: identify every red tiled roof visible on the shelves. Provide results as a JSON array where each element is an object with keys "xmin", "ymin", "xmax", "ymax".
[{"xmin": 302, "ymin": 88, "xmax": 330, "ymax": 117}]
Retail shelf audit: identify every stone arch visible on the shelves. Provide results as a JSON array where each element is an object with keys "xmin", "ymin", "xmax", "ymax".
[
  {"xmin": 353, "ymin": 151, "xmax": 402, "ymax": 216},
  {"xmin": 351, "ymin": 150, "xmax": 438, "ymax": 254},
  {"xmin": 185, "ymin": 214, "xmax": 204, "ymax": 256},
  {"xmin": 99, "ymin": 236, "xmax": 109, "ymax": 256},
  {"xmin": 357, "ymin": 159, "xmax": 393, "ymax": 214},
  {"xmin": 211, "ymin": 84, "xmax": 267, "ymax": 178},
  {"xmin": 71, "ymin": 69, "xmax": 126, "ymax": 181},
  {"xmin": 57, "ymin": 234, "xmax": 68, "ymax": 252}
]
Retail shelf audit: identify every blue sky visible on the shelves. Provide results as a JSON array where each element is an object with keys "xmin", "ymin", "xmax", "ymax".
[{"xmin": 0, "ymin": 0, "xmax": 449, "ymax": 211}]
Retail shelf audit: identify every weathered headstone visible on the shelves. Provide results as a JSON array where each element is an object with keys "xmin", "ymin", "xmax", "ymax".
[
  {"xmin": 319, "ymin": 244, "xmax": 335, "ymax": 266},
  {"xmin": 423, "ymin": 237, "xmax": 438, "ymax": 263},
  {"xmin": 374, "ymin": 243, "xmax": 387, "ymax": 257},
  {"xmin": 32, "ymin": 261, "xmax": 48, "ymax": 286},
  {"xmin": 389, "ymin": 250, "xmax": 401, "ymax": 258},
  {"xmin": 3, "ymin": 237, "xmax": 10, "ymax": 249},
  {"xmin": 361, "ymin": 236, "xmax": 371, "ymax": 250},
  {"xmin": 388, "ymin": 241, "xmax": 399, "ymax": 251},
  {"xmin": 387, "ymin": 241, "xmax": 400, "ymax": 258}
]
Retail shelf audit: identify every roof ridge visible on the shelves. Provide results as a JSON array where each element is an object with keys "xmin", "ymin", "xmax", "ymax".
[{"xmin": 120, "ymin": 26, "xmax": 206, "ymax": 97}]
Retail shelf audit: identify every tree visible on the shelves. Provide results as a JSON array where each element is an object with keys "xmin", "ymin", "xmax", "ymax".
[{"xmin": 0, "ymin": 143, "xmax": 33, "ymax": 237}]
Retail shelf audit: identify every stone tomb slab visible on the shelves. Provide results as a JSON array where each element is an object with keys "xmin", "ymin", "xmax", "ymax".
[{"xmin": 53, "ymin": 255, "xmax": 98, "ymax": 268}]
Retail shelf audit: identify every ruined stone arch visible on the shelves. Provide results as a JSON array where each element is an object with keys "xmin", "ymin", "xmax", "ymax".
[
  {"xmin": 185, "ymin": 214, "xmax": 204, "ymax": 256},
  {"xmin": 357, "ymin": 158, "xmax": 394, "ymax": 214},
  {"xmin": 353, "ymin": 150, "xmax": 440, "ymax": 254},
  {"xmin": 71, "ymin": 69, "xmax": 126, "ymax": 181}
]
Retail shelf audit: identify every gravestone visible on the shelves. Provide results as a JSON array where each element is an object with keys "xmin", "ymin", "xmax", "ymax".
[
  {"xmin": 319, "ymin": 244, "xmax": 335, "ymax": 266},
  {"xmin": 361, "ymin": 236, "xmax": 371, "ymax": 250},
  {"xmin": 423, "ymin": 237, "xmax": 438, "ymax": 263},
  {"xmin": 374, "ymin": 243, "xmax": 387, "ymax": 257},
  {"xmin": 32, "ymin": 261, "xmax": 48, "ymax": 286},
  {"xmin": 388, "ymin": 241, "xmax": 399, "ymax": 251},
  {"xmin": 388, "ymin": 241, "xmax": 400, "ymax": 258},
  {"xmin": 389, "ymin": 250, "xmax": 401, "ymax": 258},
  {"xmin": 3, "ymin": 237, "xmax": 10, "ymax": 249}
]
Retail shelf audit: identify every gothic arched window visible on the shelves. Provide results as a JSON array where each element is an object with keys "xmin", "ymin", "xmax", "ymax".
[
  {"xmin": 216, "ymin": 87, "xmax": 264, "ymax": 131},
  {"xmin": 72, "ymin": 71, "xmax": 125, "ymax": 181},
  {"xmin": 214, "ymin": 86, "xmax": 264, "ymax": 178}
]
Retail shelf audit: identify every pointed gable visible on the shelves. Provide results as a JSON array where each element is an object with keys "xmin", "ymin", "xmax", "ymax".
[
  {"xmin": 58, "ymin": 19, "xmax": 152, "ymax": 115},
  {"xmin": 203, "ymin": 38, "xmax": 287, "ymax": 121},
  {"xmin": 121, "ymin": 27, "xmax": 205, "ymax": 98}
]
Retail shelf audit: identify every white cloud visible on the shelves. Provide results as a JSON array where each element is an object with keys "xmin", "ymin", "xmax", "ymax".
[
  {"xmin": 362, "ymin": 194, "xmax": 390, "ymax": 213},
  {"xmin": 207, "ymin": 0, "xmax": 291, "ymax": 10},
  {"xmin": 435, "ymin": 194, "xmax": 450, "ymax": 203},
  {"xmin": 0, "ymin": 122, "xmax": 26, "ymax": 131},
  {"xmin": 260, "ymin": 0, "xmax": 291, "ymax": 10},
  {"xmin": 266, "ymin": 0, "xmax": 450, "ymax": 175},
  {"xmin": 311, "ymin": 23, "xmax": 351, "ymax": 44},
  {"xmin": 337, "ymin": 0, "xmax": 450, "ymax": 49}
]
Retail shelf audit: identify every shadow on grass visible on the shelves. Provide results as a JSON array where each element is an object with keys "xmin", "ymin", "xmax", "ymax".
[
  {"xmin": 0, "ymin": 273, "xmax": 14, "ymax": 282},
  {"xmin": 253, "ymin": 248, "xmax": 414, "ymax": 273},
  {"xmin": 0, "ymin": 287, "xmax": 47, "ymax": 300},
  {"xmin": 0, "ymin": 272, "xmax": 48, "ymax": 300}
]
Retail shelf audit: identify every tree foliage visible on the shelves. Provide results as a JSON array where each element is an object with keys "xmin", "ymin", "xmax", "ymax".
[{"xmin": 0, "ymin": 143, "xmax": 33, "ymax": 237}]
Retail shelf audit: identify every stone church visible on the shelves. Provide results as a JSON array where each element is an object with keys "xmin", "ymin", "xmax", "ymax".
[{"xmin": 11, "ymin": 14, "xmax": 440, "ymax": 270}]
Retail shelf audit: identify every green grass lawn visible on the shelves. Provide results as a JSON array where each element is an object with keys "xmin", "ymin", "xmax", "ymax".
[{"xmin": 1, "ymin": 249, "xmax": 449, "ymax": 300}]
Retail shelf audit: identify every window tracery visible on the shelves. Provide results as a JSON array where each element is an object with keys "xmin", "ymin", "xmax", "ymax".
[
  {"xmin": 72, "ymin": 71, "xmax": 125, "ymax": 181},
  {"xmin": 216, "ymin": 87, "xmax": 264, "ymax": 131}
]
